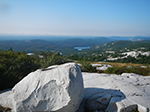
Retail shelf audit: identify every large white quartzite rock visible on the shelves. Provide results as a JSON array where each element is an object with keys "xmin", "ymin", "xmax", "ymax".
[{"xmin": 12, "ymin": 63, "xmax": 84, "ymax": 112}]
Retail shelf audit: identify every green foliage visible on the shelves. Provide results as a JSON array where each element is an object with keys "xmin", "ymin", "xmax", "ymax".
[
  {"xmin": 39, "ymin": 51, "xmax": 67, "ymax": 68},
  {"xmin": 0, "ymin": 49, "xmax": 68, "ymax": 91},
  {"xmin": 110, "ymin": 55, "xmax": 150, "ymax": 64},
  {"xmin": 105, "ymin": 66, "xmax": 150, "ymax": 76},
  {"xmin": 132, "ymin": 108, "xmax": 139, "ymax": 112},
  {"xmin": 69, "ymin": 54, "xmax": 79, "ymax": 60},
  {"xmin": 0, "ymin": 49, "xmax": 39, "ymax": 91},
  {"xmin": 79, "ymin": 60, "xmax": 97, "ymax": 73}
]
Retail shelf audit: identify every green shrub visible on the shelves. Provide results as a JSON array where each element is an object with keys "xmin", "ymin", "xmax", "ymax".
[
  {"xmin": 105, "ymin": 66, "xmax": 125, "ymax": 74},
  {"xmin": 0, "ymin": 49, "xmax": 39, "ymax": 91},
  {"xmin": 0, "ymin": 49, "xmax": 68, "ymax": 91},
  {"xmin": 79, "ymin": 61, "xmax": 97, "ymax": 73},
  {"xmin": 132, "ymin": 108, "xmax": 139, "ymax": 112},
  {"xmin": 105, "ymin": 66, "xmax": 150, "ymax": 76}
]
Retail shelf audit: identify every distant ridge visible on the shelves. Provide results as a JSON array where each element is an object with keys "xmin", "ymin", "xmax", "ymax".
[
  {"xmin": 0, "ymin": 36, "xmax": 150, "ymax": 55},
  {"xmin": 0, "ymin": 35, "xmax": 149, "ymax": 41},
  {"xmin": 0, "ymin": 37, "xmax": 113, "ymax": 54}
]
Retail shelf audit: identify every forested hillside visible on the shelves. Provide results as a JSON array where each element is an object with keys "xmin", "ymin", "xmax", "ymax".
[
  {"xmin": 0, "ymin": 37, "xmax": 113, "ymax": 55},
  {"xmin": 70, "ymin": 40, "xmax": 150, "ymax": 64}
]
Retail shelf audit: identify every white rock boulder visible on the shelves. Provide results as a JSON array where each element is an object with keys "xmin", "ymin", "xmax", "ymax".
[{"xmin": 0, "ymin": 63, "xmax": 84, "ymax": 112}]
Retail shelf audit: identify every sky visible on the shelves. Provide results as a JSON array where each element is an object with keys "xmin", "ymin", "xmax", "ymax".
[{"xmin": 0, "ymin": 0, "xmax": 150, "ymax": 36}]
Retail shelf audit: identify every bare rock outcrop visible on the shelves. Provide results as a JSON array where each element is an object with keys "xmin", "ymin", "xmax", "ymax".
[
  {"xmin": 1, "ymin": 64, "xmax": 150, "ymax": 112},
  {"xmin": 0, "ymin": 63, "xmax": 84, "ymax": 112},
  {"xmin": 80, "ymin": 72, "xmax": 150, "ymax": 112}
]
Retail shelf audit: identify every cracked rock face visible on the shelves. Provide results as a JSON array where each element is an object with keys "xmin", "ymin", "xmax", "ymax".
[
  {"xmin": 80, "ymin": 73, "xmax": 150, "ymax": 112},
  {"xmin": 0, "ymin": 63, "xmax": 84, "ymax": 112}
]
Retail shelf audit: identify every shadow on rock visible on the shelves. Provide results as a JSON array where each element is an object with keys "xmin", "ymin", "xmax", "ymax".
[{"xmin": 77, "ymin": 88, "xmax": 126, "ymax": 112}]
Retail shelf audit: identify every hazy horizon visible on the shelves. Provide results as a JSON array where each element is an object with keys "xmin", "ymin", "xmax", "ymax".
[
  {"xmin": 0, "ymin": 34, "xmax": 150, "ymax": 37},
  {"xmin": 0, "ymin": 35, "xmax": 149, "ymax": 41}
]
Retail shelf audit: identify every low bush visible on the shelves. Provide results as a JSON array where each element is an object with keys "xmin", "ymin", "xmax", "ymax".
[
  {"xmin": 0, "ymin": 49, "xmax": 68, "ymax": 91},
  {"xmin": 79, "ymin": 61, "xmax": 97, "ymax": 73},
  {"xmin": 105, "ymin": 66, "xmax": 150, "ymax": 76}
]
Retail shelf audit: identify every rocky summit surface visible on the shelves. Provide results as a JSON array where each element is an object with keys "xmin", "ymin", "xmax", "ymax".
[
  {"xmin": 0, "ymin": 63, "xmax": 150, "ymax": 112},
  {"xmin": 78, "ymin": 72, "xmax": 150, "ymax": 112},
  {"xmin": 0, "ymin": 63, "xmax": 84, "ymax": 112}
]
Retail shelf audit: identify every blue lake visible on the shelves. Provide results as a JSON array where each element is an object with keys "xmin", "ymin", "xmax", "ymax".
[{"xmin": 74, "ymin": 46, "xmax": 90, "ymax": 51}]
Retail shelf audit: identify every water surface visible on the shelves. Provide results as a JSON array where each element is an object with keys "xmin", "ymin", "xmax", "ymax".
[{"xmin": 74, "ymin": 46, "xmax": 90, "ymax": 51}]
